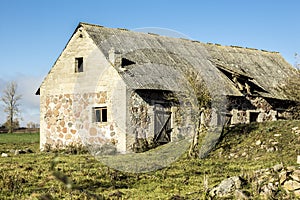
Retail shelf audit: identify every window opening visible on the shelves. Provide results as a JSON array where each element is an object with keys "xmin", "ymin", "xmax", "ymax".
[
  {"xmin": 249, "ymin": 112, "xmax": 259, "ymax": 123},
  {"xmin": 93, "ymin": 107, "xmax": 107, "ymax": 122},
  {"xmin": 75, "ymin": 57, "xmax": 83, "ymax": 72}
]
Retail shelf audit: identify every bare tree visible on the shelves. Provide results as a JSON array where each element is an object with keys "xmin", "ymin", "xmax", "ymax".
[
  {"xmin": 1, "ymin": 81, "xmax": 22, "ymax": 133},
  {"xmin": 165, "ymin": 68, "xmax": 212, "ymax": 158},
  {"xmin": 170, "ymin": 67, "xmax": 227, "ymax": 159},
  {"xmin": 184, "ymin": 70, "xmax": 211, "ymax": 158}
]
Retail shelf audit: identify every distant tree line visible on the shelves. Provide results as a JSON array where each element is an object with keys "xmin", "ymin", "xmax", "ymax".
[{"xmin": 26, "ymin": 121, "xmax": 40, "ymax": 129}]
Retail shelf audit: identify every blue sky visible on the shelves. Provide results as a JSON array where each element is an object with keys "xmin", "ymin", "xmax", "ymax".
[{"xmin": 0, "ymin": 0, "xmax": 299, "ymax": 126}]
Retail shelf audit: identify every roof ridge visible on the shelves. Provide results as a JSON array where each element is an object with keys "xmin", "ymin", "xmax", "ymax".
[
  {"xmin": 79, "ymin": 22, "xmax": 279, "ymax": 54},
  {"xmin": 79, "ymin": 22, "xmax": 104, "ymax": 28},
  {"xmin": 205, "ymin": 42, "xmax": 278, "ymax": 54}
]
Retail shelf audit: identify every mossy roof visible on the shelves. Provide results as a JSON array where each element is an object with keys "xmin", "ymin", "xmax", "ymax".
[{"xmin": 69, "ymin": 23, "xmax": 300, "ymax": 100}]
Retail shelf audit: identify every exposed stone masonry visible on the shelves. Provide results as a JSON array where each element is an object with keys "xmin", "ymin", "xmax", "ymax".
[
  {"xmin": 43, "ymin": 92, "xmax": 118, "ymax": 149},
  {"xmin": 128, "ymin": 91, "xmax": 153, "ymax": 152},
  {"xmin": 229, "ymin": 96, "xmax": 279, "ymax": 124}
]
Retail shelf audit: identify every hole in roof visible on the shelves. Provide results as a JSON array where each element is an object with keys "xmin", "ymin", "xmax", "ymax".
[{"xmin": 121, "ymin": 58, "xmax": 135, "ymax": 67}]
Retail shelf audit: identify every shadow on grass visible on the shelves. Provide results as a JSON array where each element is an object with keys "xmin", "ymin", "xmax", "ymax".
[
  {"xmin": 211, "ymin": 122, "xmax": 260, "ymax": 154},
  {"xmin": 95, "ymin": 138, "xmax": 191, "ymax": 173},
  {"xmin": 222, "ymin": 122, "xmax": 260, "ymax": 138}
]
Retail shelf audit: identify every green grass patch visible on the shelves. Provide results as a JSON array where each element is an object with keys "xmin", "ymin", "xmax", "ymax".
[
  {"xmin": 0, "ymin": 132, "xmax": 39, "ymax": 144},
  {"xmin": 0, "ymin": 120, "xmax": 299, "ymax": 199},
  {"xmin": 0, "ymin": 132, "xmax": 40, "ymax": 153}
]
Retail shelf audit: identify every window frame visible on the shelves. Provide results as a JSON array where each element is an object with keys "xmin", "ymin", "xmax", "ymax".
[{"xmin": 93, "ymin": 106, "xmax": 108, "ymax": 123}]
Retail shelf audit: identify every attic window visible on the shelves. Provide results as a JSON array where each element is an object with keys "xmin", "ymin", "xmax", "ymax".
[
  {"xmin": 93, "ymin": 107, "xmax": 107, "ymax": 123},
  {"xmin": 75, "ymin": 57, "xmax": 83, "ymax": 72},
  {"xmin": 121, "ymin": 58, "xmax": 135, "ymax": 68}
]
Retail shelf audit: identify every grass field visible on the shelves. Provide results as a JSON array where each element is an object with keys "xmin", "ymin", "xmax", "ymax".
[
  {"xmin": 0, "ymin": 120, "xmax": 299, "ymax": 199},
  {"xmin": 0, "ymin": 132, "xmax": 40, "ymax": 153},
  {"xmin": 0, "ymin": 132, "xmax": 39, "ymax": 143}
]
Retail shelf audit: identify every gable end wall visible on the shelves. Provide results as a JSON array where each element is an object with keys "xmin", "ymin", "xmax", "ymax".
[{"xmin": 39, "ymin": 27, "xmax": 127, "ymax": 152}]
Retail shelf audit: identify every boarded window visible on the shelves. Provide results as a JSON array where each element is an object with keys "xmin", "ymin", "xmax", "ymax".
[
  {"xmin": 93, "ymin": 107, "xmax": 107, "ymax": 123},
  {"xmin": 75, "ymin": 57, "xmax": 83, "ymax": 72}
]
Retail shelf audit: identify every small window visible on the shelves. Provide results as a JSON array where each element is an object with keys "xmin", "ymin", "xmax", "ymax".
[
  {"xmin": 75, "ymin": 57, "xmax": 83, "ymax": 72},
  {"xmin": 93, "ymin": 107, "xmax": 107, "ymax": 123}
]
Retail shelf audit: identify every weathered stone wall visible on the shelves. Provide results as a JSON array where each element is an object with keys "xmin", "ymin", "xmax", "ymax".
[
  {"xmin": 41, "ymin": 88, "xmax": 127, "ymax": 152},
  {"xmin": 39, "ymin": 25, "xmax": 127, "ymax": 152},
  {"xmin": 229, "ymin": 96, "xmax": 278, "ymax": 124},
  {"xmin": 126, "ymin": 90, "xmax": 178, "ymax": 152},
  {"xmin": 125, "ymin": 90, "xmax": 191, "ymax": 152},
  {"xmin": 43, "ymin": 92, "xmax": 119, "ymax": 147},
  {"xmin": 127, "ymin": 91, "xmax": 152, "ymax": 152}
]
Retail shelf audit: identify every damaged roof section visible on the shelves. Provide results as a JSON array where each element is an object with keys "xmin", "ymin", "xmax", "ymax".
[
  {"xmin": 203, "ymin": 43, "xmax": 297, "ymax": 99},
  {"xmin": 79, "ymin": 22, "xmax": 298, "ymax": 100}
]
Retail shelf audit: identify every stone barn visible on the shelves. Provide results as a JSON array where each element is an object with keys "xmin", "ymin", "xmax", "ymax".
[{"xmin": 36, "ymin": 22, "xmax": 298, "ymax": 153}]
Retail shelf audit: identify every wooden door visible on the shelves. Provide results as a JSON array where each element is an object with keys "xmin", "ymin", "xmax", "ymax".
[{"xmin": 154, "ymin": 104, "xmax": 172, "ymax": 144}]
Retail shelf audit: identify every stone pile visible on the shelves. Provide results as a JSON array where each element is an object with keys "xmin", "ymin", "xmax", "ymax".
[
  {"xmin": 1, "ymin": 153, "xmax": 8, "ymax": 157},
  {"xmin": 1, "ymin": 148, "xmax": 34, "ymax": 157},
  {"xmin": 209, "ymin": 176, "xmax": 247, "ymax": 198},
  {"xmin": 292, "ymin": 126, "xmax": 300, "ymax": 135},
  {"xmin": 209, "ymin": 164, "xmax": 300, "ymax": 199}
]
